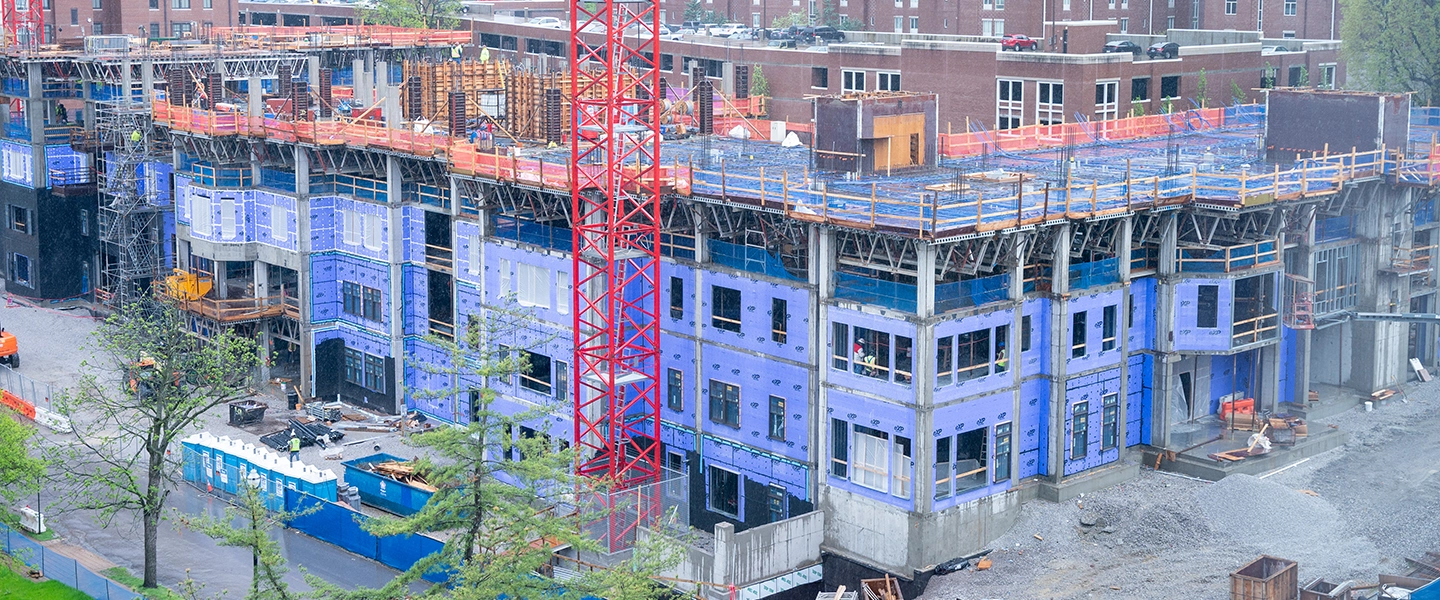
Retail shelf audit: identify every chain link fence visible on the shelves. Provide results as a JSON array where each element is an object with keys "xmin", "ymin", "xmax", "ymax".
[{"xmin": 0, "ymin": 522, "xmax": 141, "ymax": 600}]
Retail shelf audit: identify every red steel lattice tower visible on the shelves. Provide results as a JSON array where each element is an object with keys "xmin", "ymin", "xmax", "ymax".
[
  {"xmin": 569, "ymin": 0, "xmax": 664, "ymax": 549},
  {"xmin": 1, "ymin": 0, "xmax": 43, "ymax": 50}
]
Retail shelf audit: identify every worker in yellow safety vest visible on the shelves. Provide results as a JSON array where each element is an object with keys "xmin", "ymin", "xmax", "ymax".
[{"xmin": 451, "ymin": 45, "xmax": 462, "ymax": 61}]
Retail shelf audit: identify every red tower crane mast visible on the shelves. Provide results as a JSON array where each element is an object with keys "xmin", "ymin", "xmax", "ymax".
[
  {"xmin": 569, "ymin": 0, "xmax": 664, "ymax": 550},
  {"xmin": 1, "ymin": 0, "xmax": 44, "ymax": 50}
]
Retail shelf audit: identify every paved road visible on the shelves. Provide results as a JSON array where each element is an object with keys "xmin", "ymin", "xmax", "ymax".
[
  {"xmin": 47, "ymin": 482, "xmax": 410, "ymax": 594},
  {"xmin": 0, "ymin": 299, "xmax": 417, "ymax": 595}
]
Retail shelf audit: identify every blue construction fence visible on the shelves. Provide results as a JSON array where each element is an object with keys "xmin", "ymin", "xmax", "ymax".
[
  {"xmin": 283, "ymin": 490, "xmax": 448, "ymax": 583},
  {"xmin": 0, "ymin": 522, "xmax": 141, "ymax": 600}
]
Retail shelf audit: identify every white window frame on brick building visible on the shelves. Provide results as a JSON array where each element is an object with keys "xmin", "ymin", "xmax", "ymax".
[
  {"xmin": 1095, "ymin": 80, "xmax": 1119, "ymax": 121},
  {"xmin": 843, "ymin": 70, "xmax": 866, "ymax": 92},
  {"xmin": 1225, "ymin": 0, "xmax": 1237, "ymax": 14},
  {"xmin": 878, "ymin": 72, "xmax": 902, "ymax": 91},
  {"xmin": 996, "ymin": 79, "xmax": 1023, "ymax": 130},
  {"xmin": 1319, "ymin": 63, "xmax": 1337, "ymax": 89},
  {"xmin": 1037, "ymin": 81, "xmax": 1064, "ymax": 125},
  {"xmin": 893, "ymin": 15, "xmax": 903, "ymax": 31},
  {"xmin": 981, "ymin": 18, "xmax": 1004, "ymax": 35}
]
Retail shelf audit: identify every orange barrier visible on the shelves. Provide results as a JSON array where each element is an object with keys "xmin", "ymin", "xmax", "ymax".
[
  {"xmin": 210, "ymin": 25, "xmax": 471, "ymax": 49},
  {"xmin": 1, "ymin": 390, "xmax": 35, "ymax": 420},
  {"xmin": 938, "ymin": 107, "xmax": 1229, "ymax": 158}
]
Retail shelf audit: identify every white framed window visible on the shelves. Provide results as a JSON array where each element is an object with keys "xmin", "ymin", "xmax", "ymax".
[
  {"xmin": 893, "ymin": 0, "xmax": 900, "ymax": 6},
  {"xmin": 1225, "ymin": 0, "xmax": 1236, "ymax": 14},
  {"xmin": 1192, "ymin": 0, "xmax": 1200, "ymax": 23},
  {"xmin": 851, "ymin": 425, "xmax": 890, "ymax": 492},
  {"xmin": 1095, "ymin": 80, "xmax": 1119, "ymax": 121},
  {"xmin": 983, "ymin": 0, "xmax": 992, "ymax": 9},
  {"xmin": 557, "ymin": 270, "xmax": 570, "ymax": 314},
  {"xmin": 995, "ymin": 0, "xmax": 1004, "ymax": 8},
  {"xmin": 517, "ymin": 263, "xmax": 550, "ymax": 308},
  {"xmin": 752, "ymin": 12, "xmax": 761, "ymax": 25},
  {"xmin": 909, "ymin": 16, "xmax": 918, "ymax": 30},
  {"xmin": 1119, "ymin": 17, "xmax": 1128, "ymax": 32},
  {"xmin": 364, "ymin": 211, "xmax": 382, "ymax": 251},
  {"xmin": 1121, "ymin": 0, "xmax": 1127, "ymax": 7},
  {"xmin": 997, "ymin": 79, "xmax": 1023, "ymax": 129},
  {"xmin": 466, "ymin": 235, "xmax": 480, "ymax": 276},
  {"xmin": 219, "ymin": 198, "xmax": 236, "ymax": 239},
  {"xmin": 342, "ymin": 209, "xmax": 359, "ymax": 245},
  {"xmin": 1283, "ymin": 30, "xmax": 1297, "ymax": 37},
  {"xmin": 1107, "ymin": 0, "xmax": 1114, "ymax": 9},
  {"xmin": 878, "ymin": 72, "xmax": 902, "ymax": 91},
  {"xmin": 893, "ymin": 15, "xmax": 903, "ymax": 31},
  {"xmin": 1319, "ymin": 63, "xmax": 1336, "ymax": 89},
  {"xmin": 1038, "ymin": 81, "xmax": 1064, "ymax": 125},
  {"xmin": 910, "ymin": 0, "xmax": 918, "ymax": 7},
  {"xmin": 270, "ymin": 206, "xmax": 287, "ymax": 241},
  {"xmin": 1168, "ymin": 0, "xmax": 1174, "ymax": 7},
  {"xmin": 192, "ymin": 194, "xmax": 212, "ymax": 235},
  {"xmin": 1064, "ymin": 0, "xmax": 1071, "ymax": 9},
  {"xmin": 1167, "ymin": 15, "xmax": 1175, "ymax": 29},
  {"xmin": 499, "ymin": 258, "xmax": 513, "ymax": 296},
  {"xmin": 843, "ymin": 70, "xmax": 866, "ymax": 92},
  {"xmin": 891, "ymin": 436, "xmax": 912, "ymax": 499}
]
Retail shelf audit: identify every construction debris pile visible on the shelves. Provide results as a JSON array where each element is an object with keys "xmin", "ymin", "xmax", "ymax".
[{"xmin": 362, "ymin": 460, "xmax": 438, "ymax": 493}]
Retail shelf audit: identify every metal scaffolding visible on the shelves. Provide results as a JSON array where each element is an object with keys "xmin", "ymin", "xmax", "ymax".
[{"xmin": 94, "ymin": 98, "xmax": 168, "ymax": 306}]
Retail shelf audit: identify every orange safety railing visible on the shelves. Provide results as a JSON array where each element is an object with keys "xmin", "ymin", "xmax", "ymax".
[
  {"xmin": 938, "ymin": 107, "xmax": 1229, "ymax": 158},
  {"xmin": 210, "ymin": 25, "xmax": 471, "ymax": 50}
]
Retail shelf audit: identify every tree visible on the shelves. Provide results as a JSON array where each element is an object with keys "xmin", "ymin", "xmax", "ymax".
[
  {"xmin": 1340, "ymin": 0, "xmax": 1440, "ymax": 103},
  {"xmin": 1196, "ymin": 69, "xmax": 1210, "ymax": 108},
  {"xmin": 771, "ymin": 10, "xmax": 809, "ymax": 29},
  {"xmin": 177, "ymin": 483, "xmax": 316, "ymax": 600},
  {"xmin": 750, "ymin": 65, "xmax": 771, "ymax": 98},
  {"xmin": 0, "ymin": 411, "xmax": 44, "ymax": 502},
  {"xmin": 684, "ymin": 0, "xmax": 705, "ymax": 22},
  {"xmin": 1231, "ymin": 80, "xmax": 1247, "ymax": 106},
  {"xmin": 309, "ymin": 304, "xmax": 682, "ymax": 600},
  {"xmin": 53, "ymin": 296, "xmax": 262, "ymax": 590},
  {"xmin": 361, "ymin": 0, "xmax": 462, "ymax": 30}
]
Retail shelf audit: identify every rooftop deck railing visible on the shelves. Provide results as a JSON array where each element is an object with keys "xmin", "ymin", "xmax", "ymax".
[{"xmin": 156, "ymin": 97, "xmax": 1440, "ymax": 239}]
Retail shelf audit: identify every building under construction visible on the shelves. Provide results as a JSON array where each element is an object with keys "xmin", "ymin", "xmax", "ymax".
[{"xmin": 1, "ymin": 25, "xmax": 1438, "ymax": 598}]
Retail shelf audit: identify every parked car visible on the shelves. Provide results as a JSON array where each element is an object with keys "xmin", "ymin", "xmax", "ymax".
[
  {"xmin": 708, "ymin": 23, "xmax": 747, "ymax": 37},
  {"xmin": 529, "ymin": 16, "xmax": 563, "ymax": 28},
  {"xmin": 807, "ymin": 26, "xmax": 846, "ymax": 43},
  {"xmin": 1000, "ymin": 34, "xmax": 1039, "ymax": 51},
  {"xmin": 1103, "ymin": 40, "xmax": 1143, "ymax": 55},
  {"xmin": 680, "ymin": 20, "xmax": 704, "ymax": 33},
  {"xmin": 1148, "ymin": 41, "xmax": 1180, "ymax": 59}
]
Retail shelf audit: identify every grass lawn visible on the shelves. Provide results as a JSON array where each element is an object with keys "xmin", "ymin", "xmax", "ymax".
[
  {"xmin": 0, "ymin": 508, "xmax": 55, "ymax": 542},
  {"xmin": 101, "ymin": 567, "xmax": 184, "ymax": 600},
  {"xmin": 0, "ymin": 559, "xmax": 89, "ymax": 600}
]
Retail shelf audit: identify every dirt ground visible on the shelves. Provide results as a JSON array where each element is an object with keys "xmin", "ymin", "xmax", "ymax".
[{"xmin": 922, "ymin": 384, "xmax": 1440, "ymax": 600}]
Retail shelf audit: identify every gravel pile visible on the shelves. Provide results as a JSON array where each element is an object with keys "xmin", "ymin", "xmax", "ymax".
[{"xmin": 923, "ymin": 388, "xmax": 1440, "ymax": 600}]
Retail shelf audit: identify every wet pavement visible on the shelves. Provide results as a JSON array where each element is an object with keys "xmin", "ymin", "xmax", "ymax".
[{"xmin": 47, "ymin": 483, "xmax": 410, "ymax": 594}]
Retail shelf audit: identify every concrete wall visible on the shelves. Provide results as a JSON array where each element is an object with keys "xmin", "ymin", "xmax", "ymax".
[{"xmin": 643, "ymin": 510, "xmax": 823, "ymax": 600}]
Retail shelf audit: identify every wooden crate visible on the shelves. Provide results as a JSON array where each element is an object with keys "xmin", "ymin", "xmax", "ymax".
[
  {"xmin": 1232, "ymin": 556, "xmax": 1299, "ymax": 600},
  {"xmin": 1300, "ymin": 578, "xmax": 1352, "ymax": 600}
]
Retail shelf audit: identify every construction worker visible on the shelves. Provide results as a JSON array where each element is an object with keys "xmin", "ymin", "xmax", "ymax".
[
  {"xmin": 288, "ymin": 432, "xmax": 301, "ymax": 465},
  {"xmin": 479, "ymin": 46, "xmax": 489, "ymax": 63},
  {"xmin": 54, "ymin": 103, "xmax": 67, "ymax": 125},
  {"xmin": 451, "ymin": 44, "xmax": 463, "ymax": 62},
  {"xmin": 129, "ymin": 129, "xmax": 141, "ymax": 148}
]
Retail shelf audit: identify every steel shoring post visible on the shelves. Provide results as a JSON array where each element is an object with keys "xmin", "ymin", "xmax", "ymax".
[{"xmin": 570, "ymin": 0, "xmax": 664, "ymax": 552}]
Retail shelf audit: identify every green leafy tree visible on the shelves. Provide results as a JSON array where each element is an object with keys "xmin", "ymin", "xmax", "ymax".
[
  {"xmin": 0, "ymin": 412, "xmax": 44, "ymax": 502},
  {"xmin": 1296, "ymin": 65, "xmax": 1310, "ymax": 87},
  {"xmin": 1340, "ymin": 0, "xmax": 1440, "ymax": 103},
  {"xmin": 53, "ymin": 296, "xmax": 262, "ymax": 590},
  {"xmin": 309, "ymin": 305, "xmax": 683, "ymax": 600},
  {"xmin": 771, "ymin": 10, "xmax": 809, "ymax": 28},
  {"xmin": 1231, "ymin": 80, "xmax": 1247, "ymax": 105},
  {"xmin": 361, "ymin": 0, "xmax": 462, "ymax": 30},
  {"xmin": 177, "ymin": 483, "xmax": 317, "ymax": 600},
  {"xmin": 1196, "ymin": 69, "xmax": 1209, "ymax": 108},
  {"xmin": 751, "ymin": 65, "xmax": 771, "ymax": 97}
]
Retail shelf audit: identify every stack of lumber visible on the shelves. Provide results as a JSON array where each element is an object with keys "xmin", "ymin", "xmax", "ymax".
[{"xmin": 368, "ymin": 460, "xmax": 439, "ymax": 492}]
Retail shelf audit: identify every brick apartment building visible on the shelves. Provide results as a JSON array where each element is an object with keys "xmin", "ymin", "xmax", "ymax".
[{"xmin": 45, "ymin": 0, "xmax": 240, "ymax": 42}]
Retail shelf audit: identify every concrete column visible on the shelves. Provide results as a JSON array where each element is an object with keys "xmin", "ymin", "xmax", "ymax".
[
  {"xmin": 308, "ymin": 56, "xmax": 321, "ymax": 91},
  {"xmin": 1153, "ymin": 213, "xmax": 1179, "ymax": 449},
  {"xmin": 214, "ymin": 261, "xmax": 229, "ymax": 299},
  {"xmin": 386, "ymin": 156, "xmax": 406, "ymax": 414},
  {"xmin": 712, "ymin": 522, "xmax": 734, "ymax": 588},
  {"xmin": 1117, "ymin": 217, "xmax": 1133, "ymax": 284},
  {"xmin": 140, "ymin": 61, "xmax": 155, "ymax": 103},
  {"xmin": 353, "ymin": 58, "xmax": 370, "ymax": 106},
  {"xmin": 914, "ymin": 241, "xmax": 936, "ymax": 512},
  {"xmin": 1046, "ymin": 223, "xmax": 1072, "ymax": 484},
  {"xmin": 295, "ymin": 146, "xmax": 310, "ymax": 197},
  {"xmin": 1008, "ymin": 236, "xmax": 1025, "ymax": 487},
  {"xmin": 807, "ymin": 224, "xmax": 828, "ymax": 504},
  {"xmin": 255, "ymin": 261, "xmax": 272, "ymax": 381},
  {"xmin": 247, "ymin": 76, "xmax": 263, "ymax": 118},
  {"xmin": 1115, "ymin": 217, "xmax": 1133, "ymax": 459}
]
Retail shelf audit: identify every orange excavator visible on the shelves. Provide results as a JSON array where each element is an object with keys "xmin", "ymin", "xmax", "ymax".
[{"xmin": 0, "ymin": 324, "xmax": 18, "ymax": 368}]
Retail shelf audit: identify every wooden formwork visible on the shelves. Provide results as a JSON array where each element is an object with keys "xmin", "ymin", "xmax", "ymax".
[
  {"xmin": 402, "ymin": 59, "xmax": 508, "ymax": 123},
  {"xmin": 508, "ymin": 70, "xmax": 569, "ymax": 141},
  {"xmin": 1231, "ymin": 556, "xmax": 1299, "ymax": 600}
]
